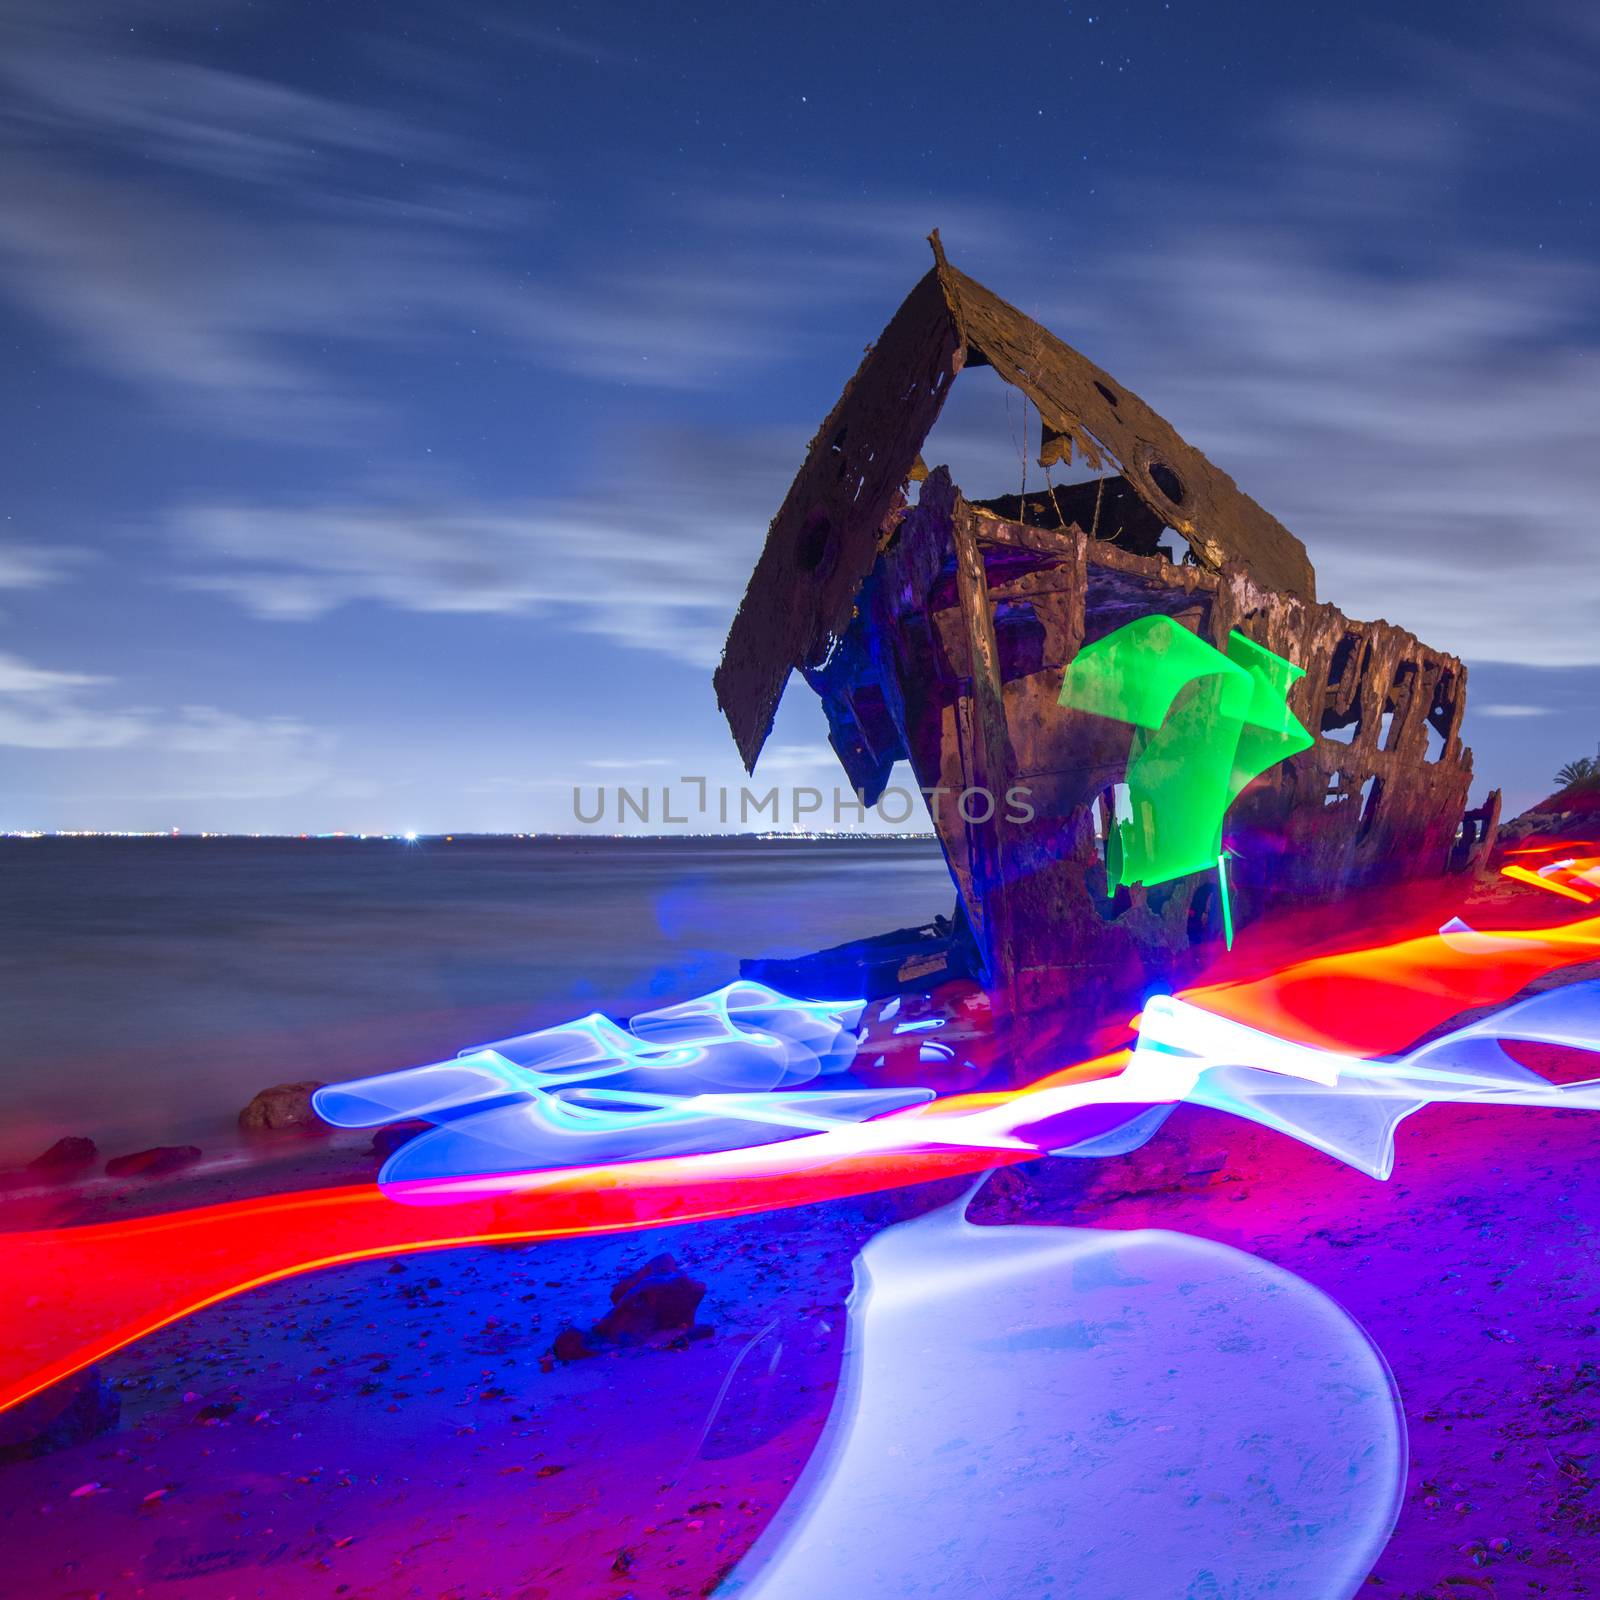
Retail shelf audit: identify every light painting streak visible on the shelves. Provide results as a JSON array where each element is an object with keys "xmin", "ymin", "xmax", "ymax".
[
  {"xmin": 1502, "ymin": 856, "xmax": 1600, "ymax": 903},
  {"xmin": 312, "ymin": 983, "xmax": 963, "ymax": 1189},
  {"xmin": 730, "ymin": 1196, "xmax": 1405, "ymax": 1599},
  {"xmin": 4, "ymin": 904, "xmax": 1600, "ymax": 1417}
]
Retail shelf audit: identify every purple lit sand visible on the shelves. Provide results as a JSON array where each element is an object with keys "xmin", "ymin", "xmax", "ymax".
[{"xmin": 3, "ymin": 879, "xmax": 1600, "ymax": 1596}]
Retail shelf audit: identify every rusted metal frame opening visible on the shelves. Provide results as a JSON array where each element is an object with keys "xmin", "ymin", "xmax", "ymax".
[
  {"xmin": 1425, "ymin": 665, "xmax": 1461, "ymax": 763},
  {"xmin": 1357, "ymin": 774, "xmax": 1385, "ymax": 843},
  {"xmin": 967, "ymin": 477, "xmax": 1173, "ymax": 560},
  {"xmin": 1451, "ymin": 788, "xmax": 1502, "ymax": 873},
  {"xmin": 1379, "ymin": 661, "xmax": 1420, "ymax": 754},
  {"xmin": 1320, "ymin": 631, "xmax": 1369, "ymax": 746}
]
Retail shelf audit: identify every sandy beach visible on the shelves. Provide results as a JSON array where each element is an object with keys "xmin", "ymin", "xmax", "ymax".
[{"xmin": 3, "ymin": 866, "xmax": 1599, "ymax": 1598}]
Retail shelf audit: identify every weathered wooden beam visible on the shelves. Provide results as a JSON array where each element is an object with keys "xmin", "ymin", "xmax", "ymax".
[{"xmin": 950, "ymin": 495, "xmax": 1019, "ymax": 1027}]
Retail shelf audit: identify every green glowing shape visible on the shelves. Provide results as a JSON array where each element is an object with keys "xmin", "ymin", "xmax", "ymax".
[{"xmin": 1058, "ymin": 617, "xmax": 1312, "ymax": 894}]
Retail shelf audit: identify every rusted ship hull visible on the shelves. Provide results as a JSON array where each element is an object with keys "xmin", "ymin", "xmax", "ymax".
[
  {"xmin": 716, "ymin": 235, "xmax": 1498, "ymax": 1025},
  {"xmin": 805, "ymin": 470, "xmax": 1495, "ymax": 1020}
]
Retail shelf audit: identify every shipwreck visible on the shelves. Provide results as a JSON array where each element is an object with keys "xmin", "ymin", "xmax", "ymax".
[{"xmin": 717, "ymin": 235, "xmax": 1500, "ymax": 1027}]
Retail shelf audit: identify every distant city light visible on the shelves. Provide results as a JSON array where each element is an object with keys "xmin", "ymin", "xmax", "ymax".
[{"xmin": 403, "ymin": 830, "xmax": 419, "ymax": 843}]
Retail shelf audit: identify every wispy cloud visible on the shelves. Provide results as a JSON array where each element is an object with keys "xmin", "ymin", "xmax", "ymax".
[
  {"xmin": 0, "ymin": 1, "xmax": 981, "ymax": 438},
  {"xmin": 0, "ymin": 123, "xmax": 949, "ymax": 436},
  {"xmin": 0, "ymin": 153, "xmax": 513, "ymax": 436},
  {"xmin": 1045, "ymin": 231, "xmax": 1600, "ymax": 666},
  {"xmin": 3, "ymin": 54, "xmax": 438, "ymax": 188},
  {"xmin": 752, "ymin": 743, "xmax": 840, "ymax": 773},
  {"xmin": 1397, "ymin": 0, "xmax": 1600, "ymax": 126},
  {"xmin": 0, "ymin": 540, "xmax": 87, "ymax": 589},
  {"xmin": 473, "ymin": 185, "xmax": 1014, "ymax": 392},
  {"xmin": 170, "ymin": 426, "xmax": 803, "ymax": 665},
  {"xmin": 163, "ymin": 89, "xmax": 1600, "ymax": 674},
  {"xmin": 0, "ymin": 647, "xmax": 333, "ymax": 810},
  {"xmin": 490, "ymin": 17, "xmax": 616, "ymax": 66},
  {"xmin": 0, "ymin": 0, "xmax": 458, "ymax": 184},
  {"xmin": 936, "ymin": 18, "xmax": 1600, "ymax": 671},
  {"xmin": 0, "ymin": 650, "xmax": 138, "ymax": 749},
  {"xmin": 0, "ymin": 1, "xmax": 515, "ymax": 433}
]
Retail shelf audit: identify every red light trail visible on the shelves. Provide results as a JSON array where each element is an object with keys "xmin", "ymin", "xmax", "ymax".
[{"xmin": 4, "ymin": 902, "xmax": 1600, "ymax": 1418}]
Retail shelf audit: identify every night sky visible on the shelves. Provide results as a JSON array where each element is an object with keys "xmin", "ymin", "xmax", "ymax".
[{"xmin": 2, "ymin": 0, "xmax": 1597, "ymax": 832}]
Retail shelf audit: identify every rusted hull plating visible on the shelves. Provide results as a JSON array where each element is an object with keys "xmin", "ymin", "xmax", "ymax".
[{"xmin": 806, "ymin": 471, "xmax": 1494, "ymax": 1020}]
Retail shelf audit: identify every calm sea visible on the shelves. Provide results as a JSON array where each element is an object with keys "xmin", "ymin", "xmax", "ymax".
[{"xmin": 0, "ymin": 836, "xmax": 952, "ymax": 1167}]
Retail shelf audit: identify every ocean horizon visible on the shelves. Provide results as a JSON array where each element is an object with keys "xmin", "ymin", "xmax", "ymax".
[{"xmin": 0, "ymin": 834, "xmax": 952, "ymax": 1167}]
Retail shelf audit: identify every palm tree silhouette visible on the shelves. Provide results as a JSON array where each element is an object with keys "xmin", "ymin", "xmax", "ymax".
[{"xmin": 1555, "ymin": 755, "xmax": 1600, "ymax": 792}]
